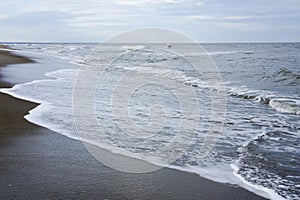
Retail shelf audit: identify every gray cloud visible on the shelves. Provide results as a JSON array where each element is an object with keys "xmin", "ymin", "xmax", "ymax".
[{"xmin": 0, "ymin": 0, "xmax": 299, "ymax": 42}]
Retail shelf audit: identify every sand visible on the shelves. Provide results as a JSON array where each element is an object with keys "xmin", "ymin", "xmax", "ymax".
[
  {"xmin": 0, "ymin": 49, "xmax": 267, "ymax": 199},
  {"xmin": 0, "ymin": 46, "xmax": 33, "ymax": 66}
]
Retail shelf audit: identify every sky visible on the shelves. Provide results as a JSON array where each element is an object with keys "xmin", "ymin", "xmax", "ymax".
[{"xmin": 0, "ymin": 0, "xmax": 300, "ymax": 42}]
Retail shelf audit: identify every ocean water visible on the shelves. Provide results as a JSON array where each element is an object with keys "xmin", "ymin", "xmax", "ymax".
[{"xmin": 1, "ymin": 43, "xmax": 299, "ymax": 199}]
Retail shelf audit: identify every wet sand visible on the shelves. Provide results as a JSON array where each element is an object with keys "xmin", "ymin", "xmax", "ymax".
[{"xmin": 0, "ymin": 49, "xmax": 267, "ymax": 199}]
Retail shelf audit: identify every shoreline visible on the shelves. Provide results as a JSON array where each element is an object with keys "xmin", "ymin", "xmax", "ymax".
[
  {"xmin": 0, "ymin": 48, "xmax": 267, "ymax": 199},
  {"xmin": 0, "ymin": 46, "xmax": 34, "ymax": 88}
]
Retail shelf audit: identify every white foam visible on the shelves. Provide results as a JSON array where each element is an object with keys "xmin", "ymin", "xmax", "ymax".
[
  {"xmin": 166, "ymin": 163, "xmax": 287, "ymax": 200},
  {"xmin": 231, "ymin": 164, "xmax": 286, "ymax": 200},
  {"xmin": 121, "ymin": 45, "xmax": 146, "ymax": 50},
  {"xmin": 184, "ymin": 51, "xmax": 241, "ymax": 57},
  {"xmin": 8, "ymin": 43, "xmax": 96, "ymax": 65},
  {"xmin": 270, "ymin": 98, "xmax": 300, "ymax": 115},
  {"xmin": 238, "ymin": 129, "xmax": 267, "ymax": 150},
  {"xmin": 169, "ymin": 164, "xmax": 237, "ymax": 184},
  {"xmin": 0, "ymin": 69, "xmax": 79, "ymax": 140}
]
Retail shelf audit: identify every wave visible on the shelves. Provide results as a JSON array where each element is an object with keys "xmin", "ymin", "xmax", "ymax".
[
  {"xmin": 183, "ymin": 50, "xmax": 254, "ymax": 57},
  {"xmin": 8, "ymin": 43, "xmax": 96, "ymax": 65},
  {"xmin": 118, "ymin": 66, "xmax": 300, "ymax": 115},
  {"xmin": 234, "ymin": 129, "xmax": 300, "ymax": 200},
  {"xmin": 269, "ymin": 98, "xmax": 300, "ymax": 115},
  {"xmin": 273, "ymin": 68, "xmax": 300, "ymax": 86},
  {"xmin": 118, "ymin": 64, "xmax": 300, "ymax": 116},
  {"xmin": 231, "ymin": 163, "xmax": 286, "ymax": 200},
  {"xmin": 229, "ymin": 92, "xmax": 300, "ymax": 116}
]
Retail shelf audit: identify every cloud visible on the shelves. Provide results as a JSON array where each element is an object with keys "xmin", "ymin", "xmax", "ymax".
[
  {"xmin": 65, "ymin": 18, "xmax": 129, "ymax": 27},
  {"xmin": 195, "ymin": 1, "xmax": 205, "ymax": 7},
  {"xmin": 2, "ymin": 11, "xmax": 72, "ymax": 27},
  {"xmin": 185, "ymin": 15, "xmax": 214, "ymax": 21},
  {"xmin": 186, "ymin": 13, "xmax": 300, "ymax": 23},
  {"xmin": 114, "ymin": 0, "xmax": 148, "ymax": 6},
  {"xmin": 185, "ymin": 14, "xmax": 258, "ymax": 22},
  {"xmin": 0, "ymin": 14, "xmax": 8, "ymax": 20},
  {"xmin": 114, "ymin": 0, "xmax": 184, "ymax": 6},
  {"xmin": 216, "ymin": 22, "xmax": 267, "ymax": 31},
  {"xmin": 0, "ymin": 0, "xmax": 300, "ymax": 42},
  {"xmin": 224, "ymin": 16, "xmax": 257, "ymax": 20}
]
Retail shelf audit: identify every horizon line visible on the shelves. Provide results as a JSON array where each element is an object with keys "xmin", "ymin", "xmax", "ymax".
[{"xmin": 1, "ymin": 41, "xmax": 300, "ymax": 44}]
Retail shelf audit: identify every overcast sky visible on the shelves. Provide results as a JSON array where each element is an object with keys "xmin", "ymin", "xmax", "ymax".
[{"xmin": 0, "ymin": 0, "xmax": 300, "ymax": 42}]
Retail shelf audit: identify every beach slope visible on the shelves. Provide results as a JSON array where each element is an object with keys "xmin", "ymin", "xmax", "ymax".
[{"xmin": 0, "ymin": 49, "xmax": 266, "ymax": 199}]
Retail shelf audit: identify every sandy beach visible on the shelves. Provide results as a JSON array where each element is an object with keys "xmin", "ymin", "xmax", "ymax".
[
  {"xmin": 0, "ymin": 48, "xmax": 267, "ymax": 199},
  {"xmin": 0, "ymin": 45, "xmax": 33, "ymax": 88},
  {"xmin": 0, "ymin": 0, "xmax": 299, "ymax": 198}
]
